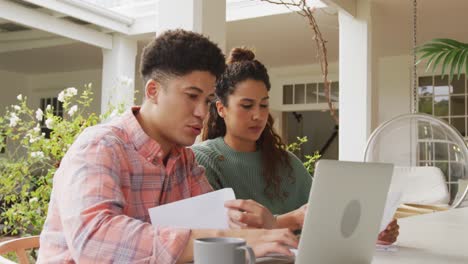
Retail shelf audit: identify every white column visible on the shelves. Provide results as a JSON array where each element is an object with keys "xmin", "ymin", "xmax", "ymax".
[
  {"xmin": 101, "ymin": 34, "xmax": 137, "ymax": 114},
  {"xmin": 338, "ymin": 0, "xmax": 376, "ymax": 161},
  {"xmin": 156, "ymin": 0, "xmax": 226, "ymax": 52}
]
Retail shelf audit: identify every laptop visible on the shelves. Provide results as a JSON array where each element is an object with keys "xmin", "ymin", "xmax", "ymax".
[{"xmin": 259, "ymin": 160, "xmax": 393, "ymax": 264}]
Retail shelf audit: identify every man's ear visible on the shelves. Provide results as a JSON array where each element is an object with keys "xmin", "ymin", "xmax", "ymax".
[
  {"xmin": 145, "ymin": 79, "xmax": 161, "ymax": 104},
  {"xmin": 216, "ymin": 100, "xmax": 225, "ymax": 118}
]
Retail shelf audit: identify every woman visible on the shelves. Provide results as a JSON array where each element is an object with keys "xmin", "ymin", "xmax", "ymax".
[{"xmin": 192, "ymin": 47, "xmax": 398, "ymax": 243}]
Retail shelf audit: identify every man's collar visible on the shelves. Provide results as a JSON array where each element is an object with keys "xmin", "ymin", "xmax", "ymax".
[{"xmin": 121, "ymin": 106, "xmax": 181, "ymax": 163}]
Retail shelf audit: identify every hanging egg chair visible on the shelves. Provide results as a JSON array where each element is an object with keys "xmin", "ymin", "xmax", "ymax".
[{"xmin": 364, "ymin": 113, "xmax": 468, "ymax": 208}]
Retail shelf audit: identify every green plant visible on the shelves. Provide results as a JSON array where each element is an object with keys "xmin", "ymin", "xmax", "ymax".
[
  {"xmin": 0, "ymin": 84, "xmax": 125, "ymax": 236},
  {"xmin": 286, "ymin": 136, "xmax": 321, "ymax": 175},
  {"xmin": 417, "ymin": 38, "xmax": 468, "ymax": 83}
]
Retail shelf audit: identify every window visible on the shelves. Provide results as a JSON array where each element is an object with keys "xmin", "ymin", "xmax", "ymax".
[
  {"xmin": 418, "ymin": 74, "xmax": 467, "ymax": 138},
  {"xmin": 282, "ymin": 81, "xmax": 338, "ymax": 105},
  {"xmin": 40, "ymin": 97, "xmax": 63, "ymax": 138},
  {"xmin": 417, "ymin": 74, "xmax": 467, "ymax": 201},
  {"xmin": 40, "ymin": 97, "xmax": 63, "ymax": 117},
  {"xmin": 0, "ymin": 132, "xmax": 5, "ymax": 154}
]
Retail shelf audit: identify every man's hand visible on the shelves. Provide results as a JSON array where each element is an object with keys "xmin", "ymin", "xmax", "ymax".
[
  {"xmin": 225, "ymin": 199, "xmax": 277, "ymax": 229},
  {"xmin": 177, "ymin": 227, "xmax": 299, "ymax": 263},
  {"xmin": 377, "ymin": 219, "xmax": 399, "ymax": 245},
  {"xmin": 242, "ymin": 228, "xmax": 298, "ymax": 257}
]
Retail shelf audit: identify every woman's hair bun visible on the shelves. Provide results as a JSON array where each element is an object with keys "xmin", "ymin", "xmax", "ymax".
[{"xmin": 227, "ymin": 47, "xmax": 255, "ymax": 64}]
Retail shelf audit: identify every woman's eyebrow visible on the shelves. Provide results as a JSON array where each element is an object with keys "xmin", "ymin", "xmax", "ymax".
[{"xmin": 240, "ymin": 96, "xmax": 269, "ymax": 103}]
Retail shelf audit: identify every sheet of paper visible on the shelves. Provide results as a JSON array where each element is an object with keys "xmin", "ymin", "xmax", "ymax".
[
  {"xmin": 149, "ymin": 188, "xmax": 235, "ymax": 229},
  {"xmin": 379, "ymin": 191, "xmax": 402, "ymax": 232},
  {"xmin": 375, "ymin": 243, "xmax": 399, "ymax": 252}
]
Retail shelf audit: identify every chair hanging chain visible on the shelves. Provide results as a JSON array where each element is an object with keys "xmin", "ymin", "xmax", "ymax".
[{"xmin": 412, "ymin": 0, "xmax": 418, "ymax": 113}]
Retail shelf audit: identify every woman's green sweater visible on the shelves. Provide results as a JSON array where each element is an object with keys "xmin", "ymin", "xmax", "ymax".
[{"xmin": 192, "ymin": 137, "xmax": 312, "ymax": 215}]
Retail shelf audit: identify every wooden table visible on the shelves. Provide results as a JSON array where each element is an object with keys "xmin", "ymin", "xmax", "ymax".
[
  {"xmin": 259, "ymin": 207, "xmax": 468, "ymax": 264},
  {"xmin": 372, "ymin": 207, "xmax": 468, "ymax": 264}
]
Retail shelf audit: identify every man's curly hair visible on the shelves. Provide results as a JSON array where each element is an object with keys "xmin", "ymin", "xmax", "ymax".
[{"xmin": 140, "ymin": 29, "xmax": 225, "ymax": 83}]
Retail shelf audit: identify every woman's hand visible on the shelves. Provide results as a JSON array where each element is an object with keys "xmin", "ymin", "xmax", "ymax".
[
  {"xmin": 377, "ymin": 219, "xmax": 399, "ymax": 245},
  {"xmin": 225, "ymin": 199, "xmax": 277, "ymax": 229},
  {"xmin": 274, "ymin": 204, "xmax": 308, "ymax": 231},
  {"xmin": 291, "ymin": 204, "xmax": 308, "ymax": 228}
]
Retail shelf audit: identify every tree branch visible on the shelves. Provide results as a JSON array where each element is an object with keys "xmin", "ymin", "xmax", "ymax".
[{"xmin": 258, "ymin": 0, "xmax": 338, "ymax": 124}]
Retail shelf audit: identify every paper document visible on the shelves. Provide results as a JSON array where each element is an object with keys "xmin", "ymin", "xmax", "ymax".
[
  {"xmin": 149, "ymin": 188, "xmax": 236, "ymax": 229},
  {"xmin": 375, "ymin": 243, "xmax": 398, "ymax": 252},
  {"xmin": 379, "ymin": 191, "xmax": 402, "ymax": 232}
]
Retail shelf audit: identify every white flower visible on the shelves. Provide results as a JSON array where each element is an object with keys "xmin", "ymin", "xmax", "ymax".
[
  {"xmin": 28, "ymin": 126, "xmax": 41, "ymax": 143},
  {"xmin": 12, "ymin": 105, "xmax": 21, "ymax": 111},
  {"xmin": 66, "ymin": 87, "xmax": 77, "ymax": 96},
  {"xmin": 126, "ymin": 78, "xmax": 134, "ymax": 87},
  {"xmin": 58, "ymin": 91, "xmax": 65, "ymax": 102},
  {"xmin": 119, "ymin": 76, "xmax": 127, "ymax": 85},
  {"xmin": 35, "ymin": 108, "xmax": 43, "ymax": 121},
  {"xmin": 17, "ymin": 94, "xmax": 22, "ymax": 101},
  {"xmin": 9, "ymin": 119, "xmax": 18, "ymax": 127},
  {"xmin": 9, "ymin": 113, "xmax": 20, "ymax": 127},
  {"xmin": 29, "ymin": 136, "xmax": 39, "ymax": 143},
  {"xmin": 68, "ymin": 105, "xmax": 78, "ymax": 116},
  {"xmin": 29, "ymin": 197, "xmax": 38, "ymax": 203},
  {"xmin": 58, "ymin": 87, "xmax": 78, "ymax": 102},
  {"xmin": 30, "ymin": 151, "xmax": 45, "ymax": 159},
  {"xmin": 45, "ymin": 118, "xmax": 54, "ymax": 129},
  {"xmin": 33, "ymin": 125, "xmax": 41, "ymax": 134},
  {"xmin": 119, "ymin": 76, "xmax": 133, "ymax": 87},
  {"xmin": 109, "ymin": 109, "xmax": 119, "ymax": 119},
  {"xmin": 46, "ymin": 104, "xmax": 52, "ymax": 111}
]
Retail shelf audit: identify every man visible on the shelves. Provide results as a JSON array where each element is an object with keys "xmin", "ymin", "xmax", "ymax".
[{"xmin": 37, "ymin": 30, "xmax": 297, "ymax": 263}]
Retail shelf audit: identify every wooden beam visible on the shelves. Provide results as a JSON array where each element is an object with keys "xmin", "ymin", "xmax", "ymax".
[
  {"xmin": 129, "ymin": 14, "xmax": 157, "ymax": 35},
  {"xmin": 0, "ymin": 37, "xmax": 75, "ymax": 53},
  {"xmin": 0, "ymin": 29, "xmax": 55, "ymax": 41},
  {"xmin": 0, "ymin": 0, "xmax": 112, "ymax": 49},
  {"xmin": 23, "ymin": 0, "xmax": 133, "ymax": 33}
]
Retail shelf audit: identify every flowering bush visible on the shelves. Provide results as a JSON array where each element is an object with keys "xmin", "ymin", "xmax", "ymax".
[
  {"xmin": 286, "ymin": 136, "xmax": 321, "ymax": 175},
  {"xmin": 0, "ymin": 84, "xmax": 124, "ymax": 236}
]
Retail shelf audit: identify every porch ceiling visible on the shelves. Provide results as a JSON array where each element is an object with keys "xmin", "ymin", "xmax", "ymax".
[
  {"xmin": 372, "ymin": 0, "xmax": 468, "ymax": 56},
  {"xmin": 1, "ymin": 0, "xmax": 468, "ymax": 74},
  {"xmin": 0, "ymin": 0, "xmax": 135, "ymax": 50}
]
